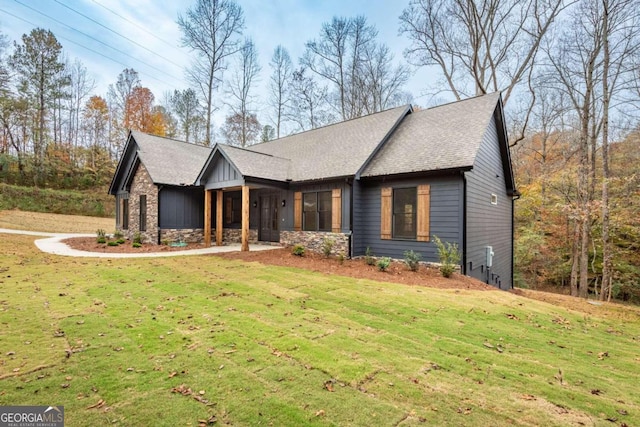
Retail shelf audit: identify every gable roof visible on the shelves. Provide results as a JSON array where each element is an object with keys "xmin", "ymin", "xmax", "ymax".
[
  {"xmin": 360, "ymin": 92, "xmax": 501, "ymax": 178},
  {"xmin": 199, "ymin": 144, "xmax": 292, "ymax": 184},
  {"xmin": 132, "ymin": 131, "xmax": 212, "ymax": 185},
  {"xmin": 247, "ymin": 105, "xmax": 410, "ymax": 181}
]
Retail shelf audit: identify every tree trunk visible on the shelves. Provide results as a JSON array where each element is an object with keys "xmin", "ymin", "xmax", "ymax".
[{"xmin": 601, "ymin": 0, "xmax": 612, "ymax": 301}]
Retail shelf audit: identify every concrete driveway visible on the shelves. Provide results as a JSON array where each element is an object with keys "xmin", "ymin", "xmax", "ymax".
[{"xmin": 0, "ymin": 228, "xmax": 279, "ymax": 258}]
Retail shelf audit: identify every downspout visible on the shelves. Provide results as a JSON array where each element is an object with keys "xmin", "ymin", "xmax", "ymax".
[
  {"xmin": 157, "ymin": 185, "xmax": 163, "ymax": 244},
  {"xmin": 511, "ymin": 192, "xmax": 521, "ymax": 289},
  {"xmin": 461, "ymin": 172, "xmax": 467, "ymax": 276},
  {"xmin": 346, "ymin": 177, "xmax": 353, "ymax": 259}
]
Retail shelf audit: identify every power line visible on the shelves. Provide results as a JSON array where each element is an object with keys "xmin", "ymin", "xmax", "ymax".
[
  {"xmin": 91, "ymin": 0, "xmax": 179, "ymax": 51},
  {"xmin": 53, "ymin": 0, "xmax": 185, "ymax": 70},
  {"xmin": 12, "ymin": 0, "xmax": 184, "ymax": 84},
  {"xmin": 0, "ymin": 8, "xmax": 183, "ymax": 92}
]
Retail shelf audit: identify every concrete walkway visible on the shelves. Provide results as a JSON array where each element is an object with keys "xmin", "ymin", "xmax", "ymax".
[{"xmin": 0, "ymin": 228, "xmax": 280, "ymax": 258}]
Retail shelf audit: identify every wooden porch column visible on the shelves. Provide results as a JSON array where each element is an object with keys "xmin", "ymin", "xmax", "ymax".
[
  {"xmin": 241, "ymin": 185, "xmax": 249, "ymax": 252},
  {"xmin": 204, "ymin": 189, "xmax": 212, "ymax": 246},
  {"xmin": 216, "ymin": 190, "xmax": 223, "ymax": 246}
]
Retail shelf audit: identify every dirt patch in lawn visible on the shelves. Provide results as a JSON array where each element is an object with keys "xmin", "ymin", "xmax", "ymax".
[
  {"xmin": 215, "ymin": 248, "xmax": 495, "ymax": 291},
  {"xmin": 63, "ymin": 237, "xmax": 209, "ymax": 253}
]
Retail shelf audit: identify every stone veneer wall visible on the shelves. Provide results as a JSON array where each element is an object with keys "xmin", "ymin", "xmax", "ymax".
[
  {"xmin": 127, "ymin": 163, "xmax": 158, "ymax": 244},
  {"xmin": 280, "ymin": 231, "xmax": 350, "ymax": 256},
  {"xmin": 223, "ymin": 229, "xmax": 258, "ymax": 244},
  {"xmin": 159, "ymin": 228, "xmax": 204, "ymax": 243}
]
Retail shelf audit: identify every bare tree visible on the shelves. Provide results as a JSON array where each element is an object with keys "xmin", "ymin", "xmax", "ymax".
[
  {"xmin": 400, "ymin": 0, "xmax": 570, "ymax": 144},
  {"xmin": 288, "ymin": 67, "xmax": 331, "ymax": 131},
  {"xmin": 168, "ymin": 88, "xmax": 202, "ymax": 144},
  {"xmin": 177, "ymin": 0, "xmax": 244, "ymax": 146},
  {"xmin": 268, "ymin": 45, "xmax": 293, "ymax": 138},
  {"xmin": 225, "ymin": 38, "xmax": 260, "ymax": 147}
]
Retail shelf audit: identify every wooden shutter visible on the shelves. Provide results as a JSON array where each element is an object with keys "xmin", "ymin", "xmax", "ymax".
[
  {"xmin": 332, "ymin": 188, "xmax": 342, "ymax": 232},
  {"xmin": 294, "ymin": 192, "xmax": 302, "ymax": 231},
  {"xmin": 417, "ymin": 184, "xmax": 431, "ymax": 242},
  {"xmin": 380, "ymin": 187, "xmax": 392, "ymax": 239}
]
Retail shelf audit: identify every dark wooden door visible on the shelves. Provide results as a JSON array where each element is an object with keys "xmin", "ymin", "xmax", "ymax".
[{"xmin": 259, "ymin": 195, "xmax": 279, "ymax": 242}]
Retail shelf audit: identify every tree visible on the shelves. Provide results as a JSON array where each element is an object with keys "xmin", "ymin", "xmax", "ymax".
[
  {"xmin": 177, "ymin": 0, "xmax": 245, "ymax": 145},
  {"xmin": 83, "ymin": 95, "xmax": 108, "ymax": 167},
  {"xmin": 226, "ymin": 38, "xmax": 261, "ymax": 147},
  {"xmin": 169, "ymin": 88, "xmax": 202, "ymax": 143},
  {"xmin": 125, "ymin": 87, "xmax": 166, "ymax": 136},
  {"xmin": 268, "ymin": 45, "xmax": 293, "ymax": 138},
  {"xmin": 399, "ymin": 0, "xmax": 568, "ymax": 143},
  {"xmin": 10, "ymin": 28, "xmax": 69, "ymax": 185},
  {"xmin": 107, "ymin": 68, "xmax": 141, "ymax": 154},
  {"xmin": 261, "ymin": 124, "xmax": 275, "ymax": 142},
  {"xmin": 288, "ymin": 67, "xmax": 331, "ymax": 131},
  {"xmin": 221, "ymin": 112, "xmax": 260, "ymax": 146},
  {"xmin": 66, "ymin": 60, "xmax": 95, "ymax": 153}
]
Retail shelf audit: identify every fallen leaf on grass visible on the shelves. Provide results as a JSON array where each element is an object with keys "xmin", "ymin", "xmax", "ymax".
[
  {"xmin": 457, "ymin": 407, "xmax": 472, "ymax": 415},
  {"xmin": 617, "ymin": 409, "xmax": 628, "ymax": 416},
  {"xmin": 591, "ymin": 389, "xmax": 603, "ymax": 395},
  {"xmin": 505, "ymin": 313, "xmax": 519, "ymax": 320},
  {"xmin": 520, "ymin": 394, "xmax": 536, "ymax": 400},
  {"xmin": 315, "ymin": 410, "xmax": 325, "ymax": 417},
  {"xmin": 168, "ymin": 372, "xmax": 177, "ymax": 378},
  {"xmin": 324, "ymin": 380, "xmax": 335, "ymax": 392},
  {"xmin": 483, "ymin": 342, "xmax": 494, "ymax": 349},
  {"xmin": 598, "ymin": 352, "xmax": 609, "ymax": 360},
  {"xmin": 86, "ymin": 399, "xmax": 105, "ymax": 409}
]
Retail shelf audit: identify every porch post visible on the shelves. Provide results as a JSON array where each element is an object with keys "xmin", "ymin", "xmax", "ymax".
[
  {"xmin": 204, "ymin": 189, "xmax": 211, "ymax": 246},
  {"xmin": 216, "ymin": 190, "xmax": 223, "ymax": 246},
  {"xmin": 241, "ymin": 185, "xmax": 249, "ymax": 252}
]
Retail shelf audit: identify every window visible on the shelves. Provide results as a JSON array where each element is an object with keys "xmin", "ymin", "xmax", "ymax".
[
  {"xmin": 303, "ymin": 191, "xmax": 332, "ymax": 231},
  {"xmin": 224, "ymin": 193, "xmax": 242, "ymax": 225},
  {"xmin": 139, "ymin": 195, "xmax": 147, "ymax": 232},
  {"xmin": 393, "ymin": 188, "xmax": 417, "ymax": 239},
  {"xmin": 122, "ymin": 198, "xmax": 129, "ymax": 230},
  {"xmin": 381, "ymin": 185, "xmax": 430, "ymax": 241}
]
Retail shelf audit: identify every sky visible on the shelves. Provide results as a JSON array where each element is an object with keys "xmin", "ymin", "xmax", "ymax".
[{"xmin": 0, "ymin": 0, "xmax": 438, "ymax": 128}]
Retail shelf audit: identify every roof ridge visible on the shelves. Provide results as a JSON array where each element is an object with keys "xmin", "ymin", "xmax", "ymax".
[
  {"xmin": 132, "ymin": 130, "xmax": 211, "ymax": 150},
  {"xmin": 250, "ymin": 104, "xmax": 411, "ymax": 148},
  {"xmin": 421, "ymin": 91, "xmax": 500, "ymax": 112},
  {"xmin": 217, "ymin": 143, "xmax": 292, "ymax": 161}
]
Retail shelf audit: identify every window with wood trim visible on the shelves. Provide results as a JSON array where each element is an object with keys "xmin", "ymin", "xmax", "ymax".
[
  {"xmin": 393, "ymin": 188, "xmax": 416, "ymax": 239},
  {"xmin": 303, "ymin": 191, "xmax": 331, "ymax": 231},
  {"xmin": 139, "ymin": 195, "xmax": 147, "ymax": 232},
  {"xmin": 122, "ymin": 198, "xmax": 129, "ymax": 230},
  {"xmin": 381, "ymin": 185, "xmax": 430, "ymax": 241}
]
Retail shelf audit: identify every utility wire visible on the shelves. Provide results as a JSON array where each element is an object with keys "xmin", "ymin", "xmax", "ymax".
[
  {"xmin": 0, "ymin": 8, "xmax": 182, "ymax": 91},
  {"xmin": 91, "ymin": 0, "xmax": 179, "ymax": 50},
  {"xmin": 12, "ymin": 0, "xmax": 184, "ymax": 84},
  {"xmin": 53, "ymin": 0, "xmax": 185, "ymax": 69}
]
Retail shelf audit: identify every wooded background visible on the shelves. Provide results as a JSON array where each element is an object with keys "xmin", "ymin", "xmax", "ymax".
[{"xmin": 1, "ymin": 0, "xmax": 639, "ymax": 301}]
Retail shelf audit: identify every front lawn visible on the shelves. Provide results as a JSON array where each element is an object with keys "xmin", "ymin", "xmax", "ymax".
[{"xmin": 1, "ymin": 232, "xmax": 639, "ymax": 426}]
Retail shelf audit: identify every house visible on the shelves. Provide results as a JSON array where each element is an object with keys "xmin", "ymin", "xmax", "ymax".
[{"xmin": 108, "ymin": 92, "xmax": 517, "ymax": 289}]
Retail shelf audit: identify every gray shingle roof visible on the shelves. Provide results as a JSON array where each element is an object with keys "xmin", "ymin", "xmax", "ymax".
[
  {"xmin": 247, "ymin": 105, "xmax": 410, "ymax": 181},
  {"xmin": 360, "ymin": 92, "xmax": 501, "ymax": 178},
  {"xmin": 217, "ymin": 144, "xmax": 291, "ymax": 182},
  {"xmin": 132, "ymin": 131, "xmax": 212, "ymax": 185}
]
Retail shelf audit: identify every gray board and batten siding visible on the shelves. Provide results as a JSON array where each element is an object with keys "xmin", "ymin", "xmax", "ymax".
[
  {"xmin": 353, "ymin": 175, "xmax": 464, "ymax": 262},
  {"xmin": 464, "ymin": 108, "xmax": 514, "ymax": 290}
]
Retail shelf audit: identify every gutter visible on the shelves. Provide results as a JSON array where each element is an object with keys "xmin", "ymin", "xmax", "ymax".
[{"xmin": 462, "ymin": 171, "xmax": 467, "ymax": 276}]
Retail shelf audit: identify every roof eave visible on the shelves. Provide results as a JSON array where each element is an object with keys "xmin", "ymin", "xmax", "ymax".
[
  {"xmin": 355, "ymin": 104, "xmax": 413, "ymax": 180},
  {"xmin": 108, "ymin": 130, "xmax": 134, "ymax": 195}
]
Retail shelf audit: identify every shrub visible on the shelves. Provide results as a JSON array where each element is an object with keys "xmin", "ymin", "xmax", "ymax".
[
  {"xmin": 133, "ymin": 232, "xmax": 143, "ymax": 245},
  {"xmin": 107, "ymin": 241, "xmax": 119, "ymax": 247},
  {"xmin": 291, "ymin": 245, "xmax": 305, "ymax": 256},
  {"xmin": 337, "ymin": 253, "xmax": 345, "ymax": 265},
  {"xmin": 365, "ymin": 246, "xmax": 375, "ymax": 266},
  {"xmin": 377, "ymin": 257, "xmax": 391, "ymax": 272},
  {"xmin": 113, "ymin": 230, "xmax": 124, "ymax": 239},
  {"xmin": 132, "ymin": 242, "xmax": 142, "ymax": 248},
  {"xmin": 96, "ymin": 229, "xmax": 106, "ymax": 243},
  {"xmin": 404, "ymin": 250, "xmax": 422, "ymax": 272},
  {"xmin": 433, "ymin": 235, "xmax": 461, "ymax": 278},
  {"xmin": 97, "ymin": 237, "xmax": 107, "ymax": 244},
  {"xmin": 321, "ymin": 238, "xmax": 335, "ymax": 257},
  {"xmin": 116, "ymin": 238, "xmax": 126, "ymax": 244}
]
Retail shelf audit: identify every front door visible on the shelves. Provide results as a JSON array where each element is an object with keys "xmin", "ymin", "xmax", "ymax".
[{"xmin": 259, "ymin": 195, "xmax": 279, "ymax": 242}]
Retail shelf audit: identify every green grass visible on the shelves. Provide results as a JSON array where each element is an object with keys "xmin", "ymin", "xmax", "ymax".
[
  {"xmin": 1, "ymin": 232, "xmax": 640, "ymax": 426},
  {"xmin": 0, "ymin": 183, "xmax": 114, "ymax": 217}
]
